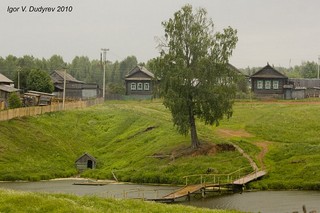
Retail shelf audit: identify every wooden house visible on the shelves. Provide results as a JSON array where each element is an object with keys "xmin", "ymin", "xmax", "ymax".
[
  {"xmin": 250, "ymin": 64, "xmax": 288, "ymax": 99},
  {"xmin": 0, "ymin": 73, "xmax": 20, "ymax": 110},
  {"xmin": 125, "ymin": 66, "xmax": 154, "ymax": 96},
  {"xmin": 75, "ymin": 153, "xmax": 97, "ymax": 171},
  {"xmin": 51, "ymin": 70, "xmax": 99, "ymax": 99}
]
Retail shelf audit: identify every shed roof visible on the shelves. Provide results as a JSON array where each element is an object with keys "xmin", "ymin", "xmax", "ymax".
[
  {"xmin": 51, "ymin": 70, "xmax": 84, "ymax": 84},
  {"xmin": 75, "ymin": 153, "xmax": 97, "ymax": 163},
  {"xmin": 251, "ymin": 64, "xmax": 287, "ymax": 79},
  {"xmin": 0, "ymin": 85, "xmax": 19, "ymax": 93},
  {"xmin": 125, "ymin": 66, "xmax": 154, "ymax": 80},
  {"xmin": 24, "ymin": 90, "xmax": 54, "ymax": 97},
  {"xmin": 289, "ymin": 78, "xmax": 320, "ymax": 89},
  {"xmin": 0, "ymin": 73, "xmax": 13, "ymax": 84}
]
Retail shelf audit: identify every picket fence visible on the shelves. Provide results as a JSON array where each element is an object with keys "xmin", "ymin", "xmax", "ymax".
[{"xmin": 0, "ymin": 98, "xmax": 104, "ymax": 121}]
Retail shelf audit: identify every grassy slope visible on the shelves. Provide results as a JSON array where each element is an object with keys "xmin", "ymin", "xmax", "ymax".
[
  {"xmin": 1, "ymin": 100, "xmax": 320, "ymax": 189},
  {"xmin": 0, "ymin": 100, "xmax": 248, "ymax": 183},
  {"xmin": 217, "ymin": 101, "xmax": 320, "ymax": 189},
  {"xmin": 0, "ymin": 189, "xmax": 241, "ymax": 213}
]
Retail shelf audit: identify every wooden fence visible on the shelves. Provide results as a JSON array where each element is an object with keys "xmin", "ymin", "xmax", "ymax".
[{"xmin": 0, "ymin": 98, "xmax": 104, "ymax": 121}]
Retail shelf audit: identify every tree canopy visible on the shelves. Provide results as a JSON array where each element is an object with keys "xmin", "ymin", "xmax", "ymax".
[
  {"xmin": 155, "ymin": 5, "xmax": 238, "ymax": 148},
  {"xmin": 26, "ymin": 69, "xmax": 54, "ymax": 93}
]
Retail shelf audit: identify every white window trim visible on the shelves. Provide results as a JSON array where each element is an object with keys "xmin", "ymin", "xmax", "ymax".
[
  {"xmin": 144, "ymin": 83, "xmax": 150, "ymax": 91},
  {"xmin": 137, "ymin": 83, "xmax": 143, "ymax": 90},
  {"xmin": 273, "ymin": 80, "xmax": 279, "ymax": 89},
  {"xmin": 257, "ymin": 80, "xmax": 263, "ymax": 89},
  {"xmin": 131, "ymin": 83, "xmax": 136, "ymax": 90},
  {"xmin": 265, "ymin": 80, "xmax": 271, "ymax": 90}
]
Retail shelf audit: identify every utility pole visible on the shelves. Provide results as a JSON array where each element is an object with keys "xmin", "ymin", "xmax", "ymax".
[
  {"xmin": 318, "ymin": 55, "xmax": 320, "ymax": 79},
  {"xmin": 17, "ymin": 66, "xmax": 21, "ymax": 90},
  {"xmin": 62, "ymin": 69, "xmax": 66, "ymax": 110},
  {"xmin": 101, "ymin": 48, "xmax": 109, "ymax": 99}
]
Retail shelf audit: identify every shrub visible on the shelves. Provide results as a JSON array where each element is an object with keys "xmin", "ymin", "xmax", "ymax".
[{"xmin": 8, "ymin": 93, "xmax": 22, "ymax": 109}]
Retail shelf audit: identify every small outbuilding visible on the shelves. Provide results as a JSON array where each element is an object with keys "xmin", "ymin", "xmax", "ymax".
[
  {"xmin": 75, "ymin": 153, "xmax": 97, "ymax": 172},
  {"xmin": 23, "ymin": 90, "xmax": 54, "ymax": 106}
]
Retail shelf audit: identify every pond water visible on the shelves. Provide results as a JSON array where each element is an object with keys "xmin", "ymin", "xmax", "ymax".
[
  {"xmin": 183, "ymin": 190, "xmax": 320, "ymax": 213},
  {"xmin": 0, "ymin": 180, "xmax": 320, "ymax": 213}
]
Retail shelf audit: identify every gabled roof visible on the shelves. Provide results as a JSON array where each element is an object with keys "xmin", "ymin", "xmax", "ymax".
[
  {"xmin": 51, "ymin": 70, "xmax": 84, "ymax": 84},
  {"xmin": 75, "ymin": 152, "xmax": 97, "ymax": 163},
  {"xmin": 251, "ymin": 64, "xmax": 287, "ymax": 79},
  {"xmin": 125, "ymin": 66, "xmax": 154, "ymax": 80},
  {"xmin": 0, "ymin": 73, "xmax": 13, "ymax": 84}
]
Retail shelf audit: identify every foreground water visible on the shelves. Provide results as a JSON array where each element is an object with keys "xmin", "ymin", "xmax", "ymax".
[{"xmin": 0, "ymin": 180, "xmax": 320, "ymax": 213}]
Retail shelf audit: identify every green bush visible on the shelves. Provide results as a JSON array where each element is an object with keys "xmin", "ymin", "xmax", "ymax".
[{"xmin": 8, "ymin": 92, "xmax": 22, "ymax": 109}]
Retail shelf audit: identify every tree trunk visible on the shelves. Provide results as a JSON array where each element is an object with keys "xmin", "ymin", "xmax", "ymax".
[{"xmin": 189, "ymin": 108, "xmax": 200, "ymax": 149}]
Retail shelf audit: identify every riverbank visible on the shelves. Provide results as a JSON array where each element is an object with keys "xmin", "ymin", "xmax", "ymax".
[{"xmin": 0, "ymin": 189, "xmax": 240, "ymax": 213}]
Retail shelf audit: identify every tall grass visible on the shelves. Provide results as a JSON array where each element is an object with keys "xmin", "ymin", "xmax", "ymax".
[{"xmin": 0, "ymin": 189, "xmax": 241, "ymax": 213}]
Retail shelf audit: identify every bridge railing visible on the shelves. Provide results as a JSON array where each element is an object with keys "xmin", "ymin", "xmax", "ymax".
[{"xmin": 182, "ymin": 166, "xmax": 253, "ymax": 186}]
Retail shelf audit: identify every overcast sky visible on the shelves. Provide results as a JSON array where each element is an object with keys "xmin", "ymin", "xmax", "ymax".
[{"xmin": 1, "ymin": 0, "xmax": 320, "ymax": 68}]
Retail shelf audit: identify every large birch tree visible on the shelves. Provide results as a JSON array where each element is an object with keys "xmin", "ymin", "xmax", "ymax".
[{"xmin": 155, "ymin": 5, "xmax": 238, "ymax": 148}]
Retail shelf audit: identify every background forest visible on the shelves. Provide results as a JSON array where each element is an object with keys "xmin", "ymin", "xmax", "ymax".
[{"xmin": 0, "ymin": 54, "xmax": 319, "ymax": 95}]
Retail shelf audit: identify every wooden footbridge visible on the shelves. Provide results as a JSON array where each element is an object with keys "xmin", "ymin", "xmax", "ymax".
[{"xmin": 152, "ymin": 169, "xmax": 267, "ymax": 202}]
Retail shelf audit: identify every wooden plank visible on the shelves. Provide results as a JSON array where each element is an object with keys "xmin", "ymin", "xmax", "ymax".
[
  {"xmin": 162, "ymin": 184, "xmax": 203, "ymax": 199},
  {"xmin": 233, "ymin": 170, "xmax": 267, "ymax": 185}
]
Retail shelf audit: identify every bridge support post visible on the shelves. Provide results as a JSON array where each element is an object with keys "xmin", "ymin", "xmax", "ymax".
[
  {"xmin": 201, "ymin": 188, "xmax": 206, "ymax": 198},
  {"xmin": 187, "ymin": 191, "xmax": 190, "ymax": 201}
]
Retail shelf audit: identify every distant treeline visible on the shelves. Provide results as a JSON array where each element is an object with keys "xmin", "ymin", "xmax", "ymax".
[
  {"xmin": 0, "ymin": 54, "xmax": 149, "ymax": 94},
  {"xmin": 2, "ymin": 54, "xmax": 317, "ymax": 94}
]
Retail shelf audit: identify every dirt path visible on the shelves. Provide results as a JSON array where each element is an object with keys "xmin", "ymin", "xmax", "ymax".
[
  {"xmin": 217, "ymin": 128, "xmax": 270, "ymax": 171},
  {"xmin": 216, "ymin": 129, "xmax": 253, "ymax": 138},
  {"xmin": 254, "ymin": 141, "xmax": 271, "ymax": 170}
]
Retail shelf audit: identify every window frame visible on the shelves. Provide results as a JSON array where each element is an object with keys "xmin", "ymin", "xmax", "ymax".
[
  {"xmin": 131, "ymin": 83, "xmax": 136, "ymax": 91},
  {"xmin": 144, "ymin": 83, "xmax": 150, "ymax": 91},
  {"xmin": 137, "ymin": 82, "xmax": 143, "ymax": 90},
  {"xmin": 265, "ymin": 80, "xmax": 271, "ymax": 90},
  {"xmin": 257, "ymin": 80, "xmax": 263, "ymax": 89},
  {"xmin": 273, "ymin": 80, "xmax": 279, "ymax": 90}
]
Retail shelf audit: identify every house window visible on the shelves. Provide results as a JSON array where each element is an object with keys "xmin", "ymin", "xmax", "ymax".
[
  {"xmin": 257, "ymin": 80, "xmax": 263, "ymax": 89},
  {"xmin": 265, "ymin": 80, "xmax": 271, "ymax": 90},
  {"xmin": 137, "ymin": 83, "xmax": 143, "ymax": 90},
  {"xmin": 144, "ymin": 83, "xmax": 150, "ymax": 91},
  {"xmin": 131, "ymin": 83, "xmax": 136, "ymax": 90},
  {"xmin": 273, "ymin": 80, "xmax": 279, "ymax": 89}
]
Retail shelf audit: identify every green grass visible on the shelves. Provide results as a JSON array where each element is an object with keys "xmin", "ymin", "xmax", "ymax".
[
  {"xmin": 0, "ymin": 100, "xmax": 248, "ymax": 184},
  {"xmin": 0, "ymin": 189, "xmax": 241, "ymax": 213},
  {"xmin": 217, "ymin": 101, "xmax": 320, "ymax": 189},
  {"xmin": 1, "ymin": 100, "xmax": 320, "ymax": 190}
]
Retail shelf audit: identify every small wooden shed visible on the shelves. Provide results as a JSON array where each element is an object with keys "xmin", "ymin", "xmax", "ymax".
[{"xmin": 75, "ymin": 153, "xmax": 97, "ymax": 171}]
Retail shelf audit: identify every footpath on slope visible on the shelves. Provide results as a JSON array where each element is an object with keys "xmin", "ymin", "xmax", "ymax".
[{"xmin": 216, "ymin": 128, "xmax": 270, "ymax": 171}]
